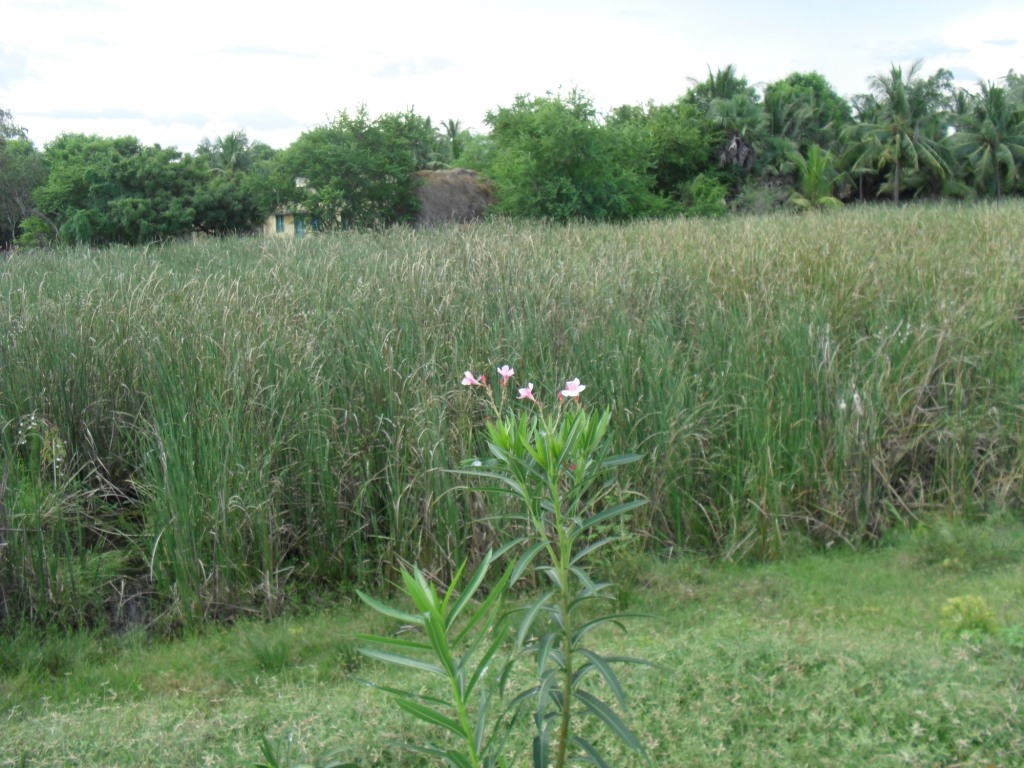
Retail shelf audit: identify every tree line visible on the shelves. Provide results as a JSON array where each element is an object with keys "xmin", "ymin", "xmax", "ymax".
[{"xmin": 2, "ymin": 60, "xmax": 1023, "ymax": 248}]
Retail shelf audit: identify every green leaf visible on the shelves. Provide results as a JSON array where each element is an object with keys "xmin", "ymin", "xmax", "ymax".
[
  {"xmin": 574, "ymin": 689, "xmax": 643, "ymax": 752},
  {"xmin": 574, "ymin": 648, "xmax": 627, "ymax": 707},
  {"xmin": 446, "ymin": 557, "xmax": 493, "ymax": 634},
  {"xmin": 452, "ymin": 561, "xmax": 513, "ymax": 647},
  {"xmin": 356, "ymin": 647, "xmax": 446, "ymax": 677},
  {"xmin": 511, "ymin": 541, "xmax": 548, "ymax": 584},
  {"xmin": 514, "ymin": 592, "xmax": 554, "ymax": 648},
  {"xmin": 572, "ymin": 613, "xmax": 646, "ymax": 645},
  {"xmin": 569, "ymin": 535, "xmax": 624, "ymax": 566},
  {"xmin": 355, "ymin": 590, "xmax": 421, "ymax": 625},
  {"xmin": 394, "ymin": 697, "xmax": 466, "ymax": 738},
  {"xmin": 351, "ymin": 633, "xmax": 432, "ymax": 653},
  {"xmin": 363, "ymin": 681, "xmax": 450, "ymax": 708},
  {"xmin": 443, "ymin": 749, "xmax": 474, "ymax": 768},
  {"xmin": 577, "ymin": 499, "xmax": 648, "ymax": 534},
  {"xmin": 599, "ymin": 452, "xmax": 642, "ymax": 469},
  {"xmin": 441, "ymin": 556, "xmax": 471, "ymax": 615},
  {"xmin": 464, "ymin": 620, "xmax": 512, "ymax": 699},
  {"xmin": 422, "ymin": 612, "xmax": 457, "ymax": 677},
  {"xmin": 570, "ymin": 735, "xmax": 613, "ymax": 768},
  {"xmin": 536, "ymin": 634, "xmax": 561, "ymax": 677}
]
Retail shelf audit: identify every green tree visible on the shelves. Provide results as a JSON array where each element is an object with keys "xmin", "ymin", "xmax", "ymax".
[
  {"xmin": 192, "ymin": 132, "xmax": 282, "ymax": 235},
  {"xmin": 483, "ymin": 89, "xmax": 664, "ymax": 221},
  {"xmin": 30, "ymin": 134, "xmax": 202, "ymax": 245},
  {"xmin": 788, "ymin": 143, "xmax": 842, "ymax": 210},
  {"xmin": 842, "ymin": 60, "xmax": 952, "ymax": 203},
  {"xmin": 763, "ymin": 71, "xmax": 852, "ymax": 152},
  {"xmin": 283, "ymin": 107, "xmax": 437, "ymax": 229},
  {"xmin": 195, "ymin": 129, "xmax": 272, "ymax": 174},
  {"xmin": 709, "ymin": 93, "xmax": 766, "ymax": 172},
  {"xmin": 951, "ymin": 81, "xmax": 1024, "ymax": 199},
  {"xmin": 684, "ymin": 64, "xmax": 758, "ymax": 114},
  {"xmin": 441, "ymin": 118, "xmax": 468, "ymax": 163},
  {"xmin": 607, "ymin": 99, "xmax": 720, "ymax": 202},
  {"xmin": 0, "ymin": 108, "xmax": 46, "ymax": 248}
]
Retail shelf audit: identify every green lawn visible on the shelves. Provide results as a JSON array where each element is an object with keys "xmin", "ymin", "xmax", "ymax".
[{"xmin": 3, "ymin": 518, "xmax": 1022, "ymax": 767}]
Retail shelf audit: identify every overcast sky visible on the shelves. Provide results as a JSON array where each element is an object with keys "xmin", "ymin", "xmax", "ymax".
[{"xmin": 2, "ymin": 0, "xmax": 1022, "ymax": 153}]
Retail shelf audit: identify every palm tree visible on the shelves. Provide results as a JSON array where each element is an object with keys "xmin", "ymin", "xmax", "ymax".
[
  {"xmin": 788, "ymin": 144, "xmax": 842, "ymax": 210},
  {"xmin": 842, "ymin": 60, "xmax": 951, "ymax": 203},
  {"xmin": 685, "ymin": 65, "xmax": 756, "ymax": 113},
  {"xmin": 442, "ymin": 119, "xmax": 464, "ymax": 161},
  {"xmin": 951, "ymin": 81, "xmax": 1024, "ymax": 199},
  {"xmin": 709, "ymin": 93, "xmax": 766, "ymax": 171},
  {"xmin": 196, "ymin": 130, "xmax": 262, "ymax": 173}
]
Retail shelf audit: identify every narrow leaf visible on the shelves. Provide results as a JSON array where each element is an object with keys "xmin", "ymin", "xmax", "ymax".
[
  {"xmin": 356, "ymin": 647, "xmax": 446, "ymax": 677},
  {"xmin": 394, "ymin": 698, "xmax": 465, "ymax": 738},
  {"xmin": 355, "ymin": 590, "xmax": 421, "ymax": 625},
  {"xmin": 514, "ymin": 592, "xmax": 554, "ymax": 648},
  {"xmin": 574, "ymin": 689, "xmax": 643, "ymax": 751},
  {"xmin": 352, "ymin": 633, "xmax": 432, "ymax": 653},
  {"xmin": 570, "ymin": 735, "xmax": 613, "ymax": 768},
  {"xmin": 575, "ymin": 648, "xmax": 627, "ymax": 707},
  {"xmin": 577, "ymin": 499, "xmax": 648, "ymax": 534}
]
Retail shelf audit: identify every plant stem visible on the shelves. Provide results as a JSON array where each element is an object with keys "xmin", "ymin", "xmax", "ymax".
[{"xmin": 553, "ymin": 572, "xmax": 573, "ymax": 768}]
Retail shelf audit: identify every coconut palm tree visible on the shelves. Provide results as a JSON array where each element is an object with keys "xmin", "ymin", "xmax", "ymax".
[
  {"xmin": 685, "ymin": 64, "xmax": 757, "ymax": 114},
  {"xmin": 842, "ymin": 60, "xmax": 951, "ymax": 203},
  {"xmin": 441, "ymin": 119, "xmax": 464, "ymax": 161},
  {"xmin": 788, "ymin": 143, "xmax": 842, "ymax": 210},
  {"xmin": 951, "ymin": 81, "xmax": 1024, "ymax": 199},
  {"xmin": 196, "ymin": 130, "xmax": 265, "ymax": 173}
]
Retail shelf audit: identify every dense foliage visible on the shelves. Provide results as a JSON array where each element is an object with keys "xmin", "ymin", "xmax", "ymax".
[
  {"xmin": 3, "ymin": 60, "xmax": 1024, "ymax": 246},
  {"xmin": 2, "ymin": 205, "xmax": 1024, "ymax": 632},
  {"xmin": 282, "ymin": 108, "xmax": 445, "ymax": 230}
]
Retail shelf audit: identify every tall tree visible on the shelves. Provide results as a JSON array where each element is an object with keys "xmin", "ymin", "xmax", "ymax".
[
  {"xmin": 0, "ymin": 107, "xmax": 46, "ymax": 248},
  {"xmin": 708, "ymin": 93, "xmax": 766, "ymax": 172},
  {"xmin": 606, "ymin": 99, "xmax": 719, "ymax": 201},
  {"xmin": 684, "ymin": 66, "xmax": 764, "ymax": 181},
  {"xmin": 842, "ymin": 60, "xmax": 952, "ymax": 203},
  {"xmin": 684, "ymin": 65, "xmax": 758, "ymax": 114},
  {"xmin": 191, "ymin": 132, "xmax": 282, "ymax": 235},
  {"xmin": 195, "ymin": 130, "xmax": 271, "ymax": 173},
  {"xmin": 30, "ymin": 134, "xmax": 203, "ymax": 245},
  {"xmin": 951, "ymin": 81, "xmax": 1024, "ymax": 199},
  {"xmin": 763, "ymin": 71, "xmax": 852, "ymax": 152},
  {"xmin": 283, "ymin": 107, "xmax": 438, "ymax": 229},
  {"xmin": 441, "ymin": 119, "xmax": 465, "ymax": 162},
  {"xmin": 483, "ymin": 89, "xmax": 663, "ymax": 222}
]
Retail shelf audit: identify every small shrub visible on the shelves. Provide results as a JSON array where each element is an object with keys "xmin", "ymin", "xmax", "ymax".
[
  {"xmin": 679, "ymin": 173, "xmax": 728, "ymax": 217},
  {"xmin": 941, "ymin": 595, "xmax": 998, "ymax": 636},
  {"xmin": 245, "ymin": 631, "xmax": 293, "ymax": 673}
]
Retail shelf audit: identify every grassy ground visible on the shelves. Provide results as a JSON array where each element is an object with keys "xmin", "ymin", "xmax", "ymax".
[{"xmin": 2, "ymin": 517, "xmax": 1022, "ymax": 767}]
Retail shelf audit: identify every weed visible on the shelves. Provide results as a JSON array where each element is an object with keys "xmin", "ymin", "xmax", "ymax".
[{"xmin": 941, "ymin": 595, "xmax": 998, "ymax": 636}]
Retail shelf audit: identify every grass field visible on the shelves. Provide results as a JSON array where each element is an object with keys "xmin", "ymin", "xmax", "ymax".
[
  {"xmin": 1, "ymin": 518, "xmax": 1022, "ymax": 767},
  {"xmin": 3, "ymin": 202, "xmax": 1024, "ymax": 631},
  {"xmin": 2, "ymin": 203, "xmax": 1024, "ymax": 765}
]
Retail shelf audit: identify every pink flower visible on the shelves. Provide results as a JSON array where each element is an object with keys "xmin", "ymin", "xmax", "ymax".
[
  {"xmin": 518, "ymin": 382, "xmax": 537, "ymax": 403},
  {"xmin": 560, "ymin": 378, "xmax": 586, "ymax": 398},
  {"xmin": 462, "ymin": 371, "xmax": 485, "ymax": 387},
  {"xmin": 497, "ymin": 364, "xmax": 515, "ymax": 386}
]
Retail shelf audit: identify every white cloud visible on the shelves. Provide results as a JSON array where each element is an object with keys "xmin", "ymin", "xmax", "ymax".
[{"xmin": 1, "ymin": 0, "xmax": 1020, "ymax": 151}]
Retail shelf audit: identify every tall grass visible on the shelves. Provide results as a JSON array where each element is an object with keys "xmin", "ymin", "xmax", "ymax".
[{"xmin": 2, "ymin": 202, "xmax": 1023, "ymax": 628}]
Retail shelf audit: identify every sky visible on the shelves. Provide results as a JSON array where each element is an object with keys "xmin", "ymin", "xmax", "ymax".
[{"xmin": 2, "ymin": 0, "xmax": 1023, "ymax": 154}]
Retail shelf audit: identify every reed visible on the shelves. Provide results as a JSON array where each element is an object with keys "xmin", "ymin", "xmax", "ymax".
[{"xmin": 1, "ymin": 202, "xmax": 1022, "ymax": 628}]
